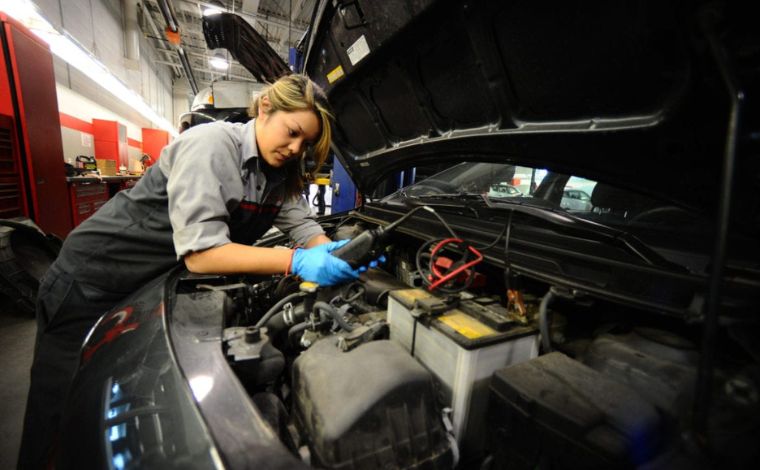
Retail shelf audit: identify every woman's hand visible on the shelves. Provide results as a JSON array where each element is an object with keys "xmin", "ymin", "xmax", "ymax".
[{"xmin": 291, "ymin": 239, "xmax": 361, "ymax": 286}]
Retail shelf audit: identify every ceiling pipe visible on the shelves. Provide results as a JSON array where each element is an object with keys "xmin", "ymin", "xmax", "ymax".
[
  {"xmin": 138, "ymin": 1, "xmax": 182, "ymax": 76},
  {"xmin": 156, "ymin": 0, "xmax": 198, "ymax": 94},
  {"xmin": 123, "ymin": 0, "xmax": 140, "ymax": 62},
  {"xmin": 157, "ymin": 0, "xmax": 179, "ymax": 32},
  {"xmin": 177, "ymin": 47, "xmax": 199, "ymax": 94}
]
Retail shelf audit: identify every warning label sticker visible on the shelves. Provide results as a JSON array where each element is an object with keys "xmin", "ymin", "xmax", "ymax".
[
  {"xmin": 439, "ymin": 311, "xmax": 496, "ymax": 339},
  {"xmin": 327, "ymin": 65, "xmax": 345, "ymax": 84},
  {"xmin": 347, "ymin": 35, "xmax": 370, "ymax": 66}
]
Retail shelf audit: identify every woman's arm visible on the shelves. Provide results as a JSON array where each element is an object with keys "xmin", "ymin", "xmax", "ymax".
[
  {"xmin": 184, "ymin": 243, "xmax": 293, "ymax": 275},
  {"xmin": 305, "ymin": 233, "xmax": 332, "ymax": 248},
  {"xmin": 184, "ymin": 233, "xmax": 332, "ymax": 274}
]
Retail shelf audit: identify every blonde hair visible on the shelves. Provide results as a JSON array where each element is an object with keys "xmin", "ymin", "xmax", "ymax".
[{"xmin": 250, "ymin": 74, "xmax": 333, "ymax": 197}]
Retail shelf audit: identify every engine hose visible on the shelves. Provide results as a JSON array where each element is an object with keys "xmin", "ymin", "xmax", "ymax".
[
  {"xmin": 265, "ymin": 311, "xmax": 287, "ymax": 334},
  {"xmin": 265, "ymin": 307, "xmax": 307, "ymax": 337},
  {"xmin": 314, "ymin": 301, "xmax": 355, "ymax": 332},
  {"xmin": 255, "ymin": 291, "xmax": 305, "ymax": 328},
  {"xmin": 286, "ymin": 320, "xmax": 331, "ymax": 345},
  {"xmin": 539, "ymin": 289, "xmax": 555, "ymax": 353},
  {"xmin": 287, "ymin": 321, "xmax": 311, "ymax": 339}
]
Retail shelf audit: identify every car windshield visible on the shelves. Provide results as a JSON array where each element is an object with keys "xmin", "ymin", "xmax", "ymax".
[{"xmin": 382, "ymin": 162, "xmax": 704, "ymax": 233}]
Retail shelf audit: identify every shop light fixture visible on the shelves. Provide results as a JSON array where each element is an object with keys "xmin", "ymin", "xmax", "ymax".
[
  {"xmin": 0, "ymin": 0, "xmax": 178, "ymax": 137},
  {"xmin": 209, "ymin": 50, "xmax": 229, "ymax": 70},
  {"xmin": 202, "ymin": 1, "xmax": 225, "ymax": 17},
  {"xmin": 202, "ymin": 6, "xmax": 223, "ymax": 17}
]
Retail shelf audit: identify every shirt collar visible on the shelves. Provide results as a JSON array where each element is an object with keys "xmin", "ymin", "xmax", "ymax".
[{"xmin": 240, "ymin": 118, "xmax": 258, "ymax": 166}]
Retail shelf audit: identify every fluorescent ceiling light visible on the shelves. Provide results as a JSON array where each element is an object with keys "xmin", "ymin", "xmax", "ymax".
[
  {"xmin": 209, "ymin": 53, "xmax": 229, "ymax": 70},
  {"xmin": 202, "ymin": 1, "xmax": 225, "ymax": 17},
  {"xmin": 202, "ymin": 7, "xmax": 223, "ymax": 17},
  {"xmin": 0, "ymin": 0, "xmax": 179, "ymax": 137}
]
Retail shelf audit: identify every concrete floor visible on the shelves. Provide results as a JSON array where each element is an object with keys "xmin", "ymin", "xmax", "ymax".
[{"xmin": 0, "ymin": 297, "xmax": 35, "ymax": 470}]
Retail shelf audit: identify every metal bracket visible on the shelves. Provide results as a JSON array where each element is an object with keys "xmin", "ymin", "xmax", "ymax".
[
  {"xmin": 224, "ymin": 326, "xmax": 270, "ymax": 361},
  {"xmin": 336, "ymin": 0, "xmax": 368, "ymax": 30}
]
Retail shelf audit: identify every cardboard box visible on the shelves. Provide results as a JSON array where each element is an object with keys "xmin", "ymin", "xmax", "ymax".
[{"xmin": 96, "ymin": 159, "xmax": 117, "ymax": 176}]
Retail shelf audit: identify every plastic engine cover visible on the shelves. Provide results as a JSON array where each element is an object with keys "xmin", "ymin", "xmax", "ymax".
[
  {"xmin": 489, "ymin": 352, "xmax": 661, "ymax": 469},
  {"xmin": 292, "ymin": 339, "xmax": 451, "ymax": 470},
  {"xmin": 581, "ymin": 329, "xmax": 698, "ymax": 421}
]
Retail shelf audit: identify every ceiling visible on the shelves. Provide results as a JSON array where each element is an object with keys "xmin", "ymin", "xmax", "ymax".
[{"xmin": 139, "ymin": 0, "xmax": 317, "ymax": 92}]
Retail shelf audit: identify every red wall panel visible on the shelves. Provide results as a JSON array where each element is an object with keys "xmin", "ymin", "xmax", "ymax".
[
  {"xmin": 93, "ymin": 119, "xmax": 128, "ymax": 169},
  {"xmin": 141, "ymin": 128, "xmax": 169, "ymax": 167},
  {"xmin": 59, "ymin": 112, "xmax": 94, "ymax": 135}
]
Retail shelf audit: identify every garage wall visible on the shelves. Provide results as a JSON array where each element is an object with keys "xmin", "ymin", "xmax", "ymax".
[
  {"xmin": 32, "ymin": 0, "xmax": 175, "ymax": 128},
  {"xmin": 56, "ymin": 85, "xmax": 144, "ymax": 168}
]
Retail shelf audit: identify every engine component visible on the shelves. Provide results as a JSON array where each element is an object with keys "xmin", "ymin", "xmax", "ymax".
[
  {"xmin": 331, "ymin": 207, "xmax": 419, "ymax": 269},
  {"xmin": 488, "ymin": 352, "xmax": 661, "ymax": 469},
  {"xmin": 291, "ymin": 339, "xmax": 452, "ymax": 470},
  {"xmin": 223, "ymin": 326, "xmax": 284, "ymax": 388},
  {"xmin": 387, "ymin": 288, "xmax": 538, "ymax": 459},
  {"xmin": 358, "ymin": 268, "xmax": 409, "ymax": 306},
  {"xmin": 581, "ymin": 328, "xmax": 699, "ymax": 421}
]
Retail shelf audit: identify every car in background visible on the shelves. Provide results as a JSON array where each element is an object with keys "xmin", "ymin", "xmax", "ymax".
[
  {"xmin": 488, "ymin": 182, "xmax": 522, "ymax": 198},
  {"xmin": 54, "ymin": 2, "xmax": 759, "ymax": 470},
  {"xmin": 560, "ymin": 188, "xmax": 593, "ymax": 211}
]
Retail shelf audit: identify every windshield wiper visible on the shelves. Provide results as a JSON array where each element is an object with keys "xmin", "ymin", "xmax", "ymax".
[
  {"xmin": 400, "ymin": 192, "xmax": 484, "ymax": 218},
  {"xmin": 483, "ymin": 197, "xmax": 675, "ymax": 268},
  {"xmin": 398, "ymin": 189, "xmax": 483, "ymax": 200},
  {"xmin": 392, "ymin": 191, "xmax": 676, "ymax": 268},
  {"xmin": 414, "ymin": 194, "xmax": 487, "ymax": 202}
]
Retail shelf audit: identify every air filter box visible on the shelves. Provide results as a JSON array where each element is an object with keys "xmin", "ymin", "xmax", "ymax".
[
  {"xmin": 488, "ymin": 352, "xmax": 661, "ymax": 469},
  {"xmin": 292, "ymin": 339, "xmax": 451, "ymax": 470}
]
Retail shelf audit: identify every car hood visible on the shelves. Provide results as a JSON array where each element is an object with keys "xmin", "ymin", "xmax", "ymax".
[
  {"xmin": 302, "ymin": 0, "xmax": 758, "ymax": 223},
  {"xmin": 203, "ymin": 12, "xmax": 290, "ymax": 83}
]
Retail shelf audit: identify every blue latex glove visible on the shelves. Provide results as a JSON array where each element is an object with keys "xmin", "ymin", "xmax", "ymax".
[{"xmin": 291, "ymin": 239, "xmax": 361, "ymax": 286}]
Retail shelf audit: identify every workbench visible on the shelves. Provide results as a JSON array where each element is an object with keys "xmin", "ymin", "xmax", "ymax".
[{"xmin": 66, "ymin": 175, "xmax": 142, "ymax": 227}]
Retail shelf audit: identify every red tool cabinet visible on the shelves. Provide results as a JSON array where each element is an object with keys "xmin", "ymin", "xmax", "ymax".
[
  {"xmin": 0, "ymin": 114, "xmax": 26, "ymax": 219},
  {"xmin": 0, "ymin": 13, "xmax": 73, "ymax": 238},
  {"xmin": 68, "ymin": 182, "xmax": 109, "ymax": 227}
]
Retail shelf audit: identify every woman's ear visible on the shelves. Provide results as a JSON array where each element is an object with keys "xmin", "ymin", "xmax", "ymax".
[{"xmin": 257, "ymin": 96, "xmax": 271, "ymax": 120}]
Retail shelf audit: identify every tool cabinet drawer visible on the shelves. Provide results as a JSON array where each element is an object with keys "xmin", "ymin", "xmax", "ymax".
[{"xmin": 69, "ymin": 182, "xmax": 108, "ymax": 226}]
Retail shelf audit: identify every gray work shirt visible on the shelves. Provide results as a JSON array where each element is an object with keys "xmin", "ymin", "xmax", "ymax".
[{"xmin": 55, "ymin": 119, "xmax": 324, "ymax": 296}]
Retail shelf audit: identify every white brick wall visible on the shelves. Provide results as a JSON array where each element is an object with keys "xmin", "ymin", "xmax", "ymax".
[{"xmin": 34, "ymin": 0, "xmax": 175, "ymax": 127}]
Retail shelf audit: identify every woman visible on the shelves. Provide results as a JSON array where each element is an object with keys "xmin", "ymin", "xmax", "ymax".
[{"xmin": 19, "ymin": 74, "xmax": 363, "ymax": 469}]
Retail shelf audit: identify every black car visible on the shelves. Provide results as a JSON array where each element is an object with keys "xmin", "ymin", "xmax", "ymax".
[{"xmin": 56, "ymin": 1, "xmax": 760, "ymax": 469}]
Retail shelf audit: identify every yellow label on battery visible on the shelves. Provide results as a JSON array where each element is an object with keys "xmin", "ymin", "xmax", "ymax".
[
  {"xmin": 438, "ymin": 311, "xmax": 497, "ymax": 339},
  {"xmin": 396, "ymin": 289, "xmax": 432, "ymax": 303},
  {"xmin": 326, "ymin": 65, "xmax": 345, "ymax": 84}
]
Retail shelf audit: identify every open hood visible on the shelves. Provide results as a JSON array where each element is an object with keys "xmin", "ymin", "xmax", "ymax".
[
  {"xmin": 203, "ymin": 12, "xmax": 290, "ymax": 83},
  {"xmin": 303, "ymin": 0, "xmax": 759, "ymax": 226}
]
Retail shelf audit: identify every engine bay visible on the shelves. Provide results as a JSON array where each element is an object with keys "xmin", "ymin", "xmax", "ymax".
[{"xmin": 179, "ymin": 214, "xmax": 758, "ymax": 469}]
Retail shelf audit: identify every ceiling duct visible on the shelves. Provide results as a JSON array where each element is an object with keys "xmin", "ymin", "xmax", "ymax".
[{"xmin": 123, "ymin": 0, "xmax": 140, "ymax": 62}]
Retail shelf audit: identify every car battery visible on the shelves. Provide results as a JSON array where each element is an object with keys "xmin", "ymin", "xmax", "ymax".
[{"xmin": 388, "ymin": 288, "xmax": 538, "ymax": 459}]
